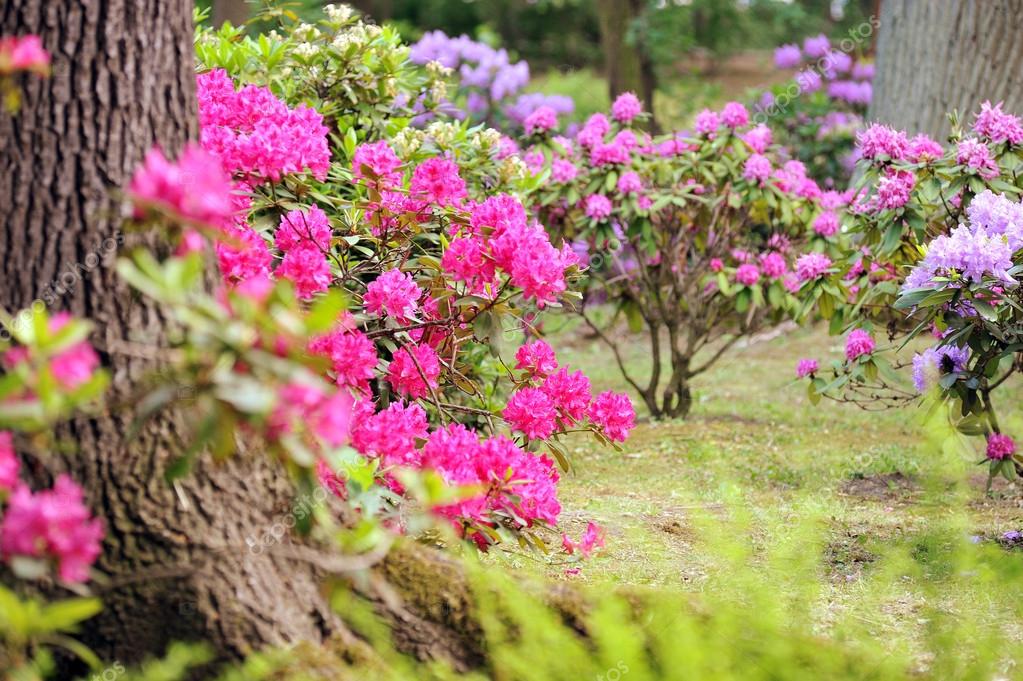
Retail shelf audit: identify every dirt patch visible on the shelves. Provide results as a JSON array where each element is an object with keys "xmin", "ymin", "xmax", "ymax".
[{"xmin": 839, "ymin": 472, "xmax": 917, "ymax": 502}]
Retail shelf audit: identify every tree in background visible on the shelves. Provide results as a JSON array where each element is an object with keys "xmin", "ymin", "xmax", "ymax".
[
  {"xmin": 594, "ymin": 0, "xmax": 656, "ymax": 127},
  {"xmin": 870, "ymin": 0, "xmax": 1023, "ymax": 138}
]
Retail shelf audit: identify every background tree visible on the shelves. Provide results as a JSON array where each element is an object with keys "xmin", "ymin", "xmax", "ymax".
[
  {"xmin": 594, "ymin": 0, "xmax": 657, "ymax": 127},
  {"xmin": 870, "ymin": 0, "xmax": 1023, "ymax": 138}
]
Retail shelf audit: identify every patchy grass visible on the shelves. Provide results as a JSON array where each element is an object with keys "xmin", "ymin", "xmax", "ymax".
[{"xmin": 503, "ymin": 321, "xmax": 1023, "ymax": 667}]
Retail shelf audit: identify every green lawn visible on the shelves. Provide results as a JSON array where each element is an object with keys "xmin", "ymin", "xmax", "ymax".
[{"xmin": 488, "ymin": 321, "xmax": 1023, "ymax": 671}]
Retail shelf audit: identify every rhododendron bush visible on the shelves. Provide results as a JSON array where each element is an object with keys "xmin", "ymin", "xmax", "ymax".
[
  {"xmin": 519, "ymin": 94, "xmax": 843, "ymax": 418},
  {"xmin": 761, "ymin": 33, "xmax": 875, "ymax": 185},
  {"xmin": 120, "ymin": 6, "xmax": 636, "ymax": 555},
  {"xmin": 796, "ymin": 103, "xmax": 1023, "ymax": 485}
]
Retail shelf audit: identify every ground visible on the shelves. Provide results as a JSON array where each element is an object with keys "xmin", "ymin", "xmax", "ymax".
[{"xmin": 482, "ymin": 321, "xmax": 1023, "ymax": 667}]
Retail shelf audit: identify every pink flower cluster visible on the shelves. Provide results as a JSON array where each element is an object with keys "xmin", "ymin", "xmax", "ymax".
[
  {"xmin": 845, "ymin": 329, "xmax": 875, "ymax": 361},
  {"xmin": 3, "ymin": 314, "xmax": 100, "ymax": 392},
  {"xmin": 611, "ymin": 92, "xmax": 643, "ymax": 123},
  {"xmin": 387, "ymin": 343, "xmax": 441, "ymax": 399},
  {"xmin": 795, "ymin": 358, "xmax": 818, "ymax": 378},
  {"xmin": 524, "ymin": 105, "xmax": 558, "ymax": 135},
  {"xmin": 129, "ymin": 144, "xmax": 237, "ymax": 227},
  {"xmin": 0, "ymin": 35, "xmax": 50, "ymax": 75},
  {"xmin": 352, "ymin": 140, "xmax": 404, "ymax": 188},
  {"xmin": 196, "ymin": 69, "xmax": 330, "ymax": 183},
  {"xmin": 1, "ymin": 472, "xmax": 104, "ymax": 584},
  {"xmin": 504, "ymin": 342, "xmax": 635, "ymax": 443},
  {"xmin": 856, "ymin": 124, "xmax": 908, "ymax": 162},
  {"xmin": 411, "ymin": 157, "xmax": 467, "ymax": 206},
  {"xmin": 795, "ymin": 252, "xmax": 832, "ymax": 282},
  {"xmin": 309, "ymin": 326, "xmax": 378, "ymax": 394},
  {"xmin": 986, "ymin": 433, "xmax": 1016, "ymax": 461},
  {"xmin": 364, "ymin": 269, "xmax": 423, "ymax": 321},
  {"xmin": 973, "ymin": 101, "xmax": 1023, "ymax": 145},
  {"xmin": 443, "ymin": 194, "xmax": 577, "ymax": 307}
]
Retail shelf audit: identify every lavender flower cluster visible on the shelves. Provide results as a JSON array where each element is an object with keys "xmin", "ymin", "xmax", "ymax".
[
  {"xmin": 773, "ymin": 33, "xmax": 874, "ymax": 108},
  {"xmin": 904, "ymin": 190, "xmax": 1023, "ymax": 291},
  {"xmin": 409, "ymin": 30, "xmax": 573, "ymax": 126}
]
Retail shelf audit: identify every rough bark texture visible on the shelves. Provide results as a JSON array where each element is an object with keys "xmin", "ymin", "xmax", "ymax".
[
  {"xmin": 870, "ymin": 0, "xmax": 1023, "ymax": 138},
  {"xmin": 594, "ymin": 0, "xmax": 657, "ymax": 129},
  {"xmin": 211, "ymin": 0, "xmax": 250, "ymax": 28},
  {"xmin": 0, "ymin": 0, "xmax": 358, "ymax": 668}
]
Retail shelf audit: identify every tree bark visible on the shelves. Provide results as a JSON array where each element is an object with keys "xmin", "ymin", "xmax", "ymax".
[
  {"xmin": 870, "ymin": 0, "xmax": 1023, "ymax": 138},
  {"xmin": 211, "ymin": 0, "xmax": 250, "ymax": 28},
  {"xmin": 594, "ymin": 0, "xmax": 657, "ymax": 128},
  {"xmin": 0, "ymin": 0, "xmax": 364, "ymax": 669}
]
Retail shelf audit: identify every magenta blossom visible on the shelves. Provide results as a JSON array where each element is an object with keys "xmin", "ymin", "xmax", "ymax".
[
  {"xmin": 796, "ymin": 358, "xmax": 819, "ymax": 379},
  {"xmin": 845, "ymin": 329, "xmax": 875, "ymax": 361},
  {"xmin": 986, "ymin": 433, "xmax": 1016, "ymax": 461}
]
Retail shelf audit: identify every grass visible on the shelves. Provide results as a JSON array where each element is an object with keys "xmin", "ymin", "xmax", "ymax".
[{"xmin": 481, "ymin": 321, "xmax": 1023, "ymax": 672}]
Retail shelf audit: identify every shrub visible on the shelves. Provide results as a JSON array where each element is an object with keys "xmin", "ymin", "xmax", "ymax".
[
  {"xmin": 797, "ymin": 104, "xmax": 1023, "ymax": 485},
  {"xmin": 519, "ymin": 94, "xmax": 840, "ymax": 418}
]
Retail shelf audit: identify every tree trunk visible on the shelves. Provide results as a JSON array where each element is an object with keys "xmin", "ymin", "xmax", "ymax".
[
  {"xmin": 870, "ymin": 0, "xmax": 1023, "ymax": 138},
  {"xmin": 211, "ymin": 0, "xmax": 250, "ymax": 28},
  {"xmin": 594, "ymin": 0, "xmax": 657, "ymax": 128},
  {"xmin": 0, "ymin": 1, "xmax": 471, "ymax": 672}
]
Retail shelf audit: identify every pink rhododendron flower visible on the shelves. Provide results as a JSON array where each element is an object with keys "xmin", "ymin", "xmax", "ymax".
[
  {"xmin": 1, "ymin": 475, "xmax": 104, "ymax": 583},
  {"xmin": 387, "ymin": 343, "xmax": 441, "ymax": 399},
  {"xmin": 542, "ymin": 368, "xmax": 592, "ymax": 425},
  {"xmin": 129, "ymin": 144, "xmax": 235, "ymax": 226},
  {"xmin": 986, "ymin": 433, "xmax": 1016, "ymax": 461},
  {"xmin": 906, "ymin": 134, "xmax": 944, "ymax": 163},
  {"xmin": 309, "ymin": 328, "xmax": 378, "ymax": 394},
  {"xmin": 275, "ymin": 204, "xmax": 332, "ymax": 252},
  {"xmin": 515, "ymin": 340, "xmax": 558, "ymax": 379},
  {"xmin": 973, "ymin": 101, "xmax": 1023, "ymax": 145},
  {"xmin": 759, "ymin": 251, "xmax": 787, "ymax": 279},
  {"xmin": 503, "ymin": 387, "xmax": 558, "ymax": 440},
  {"xmin": 217, "ymin": 226, "xmax": 273, "ymax": 284},
  {"xmin": 812, "ymin": 211, "xmax": 840, "ymax": 237},
  {"xmin": 351, "ymin": 401, "xmax": 429, "ymax": 468},
  {"xmin": 552, "ymin": 158, "xmax": 579, "ymax": 183},
  {"xmin": 957, "ymin": 138, "xmax": 1000, "ymax": 179},
  {"xmin": 0, "ymin": 35, "xmax": 50, "ymax": 74},
  {"xmin": 611, "ymin": 92, "xmax": 643, "ymax": 122},
  {"xmin": 3, "ymin": 313, "xmax": 101, "ymax": 391},
  {"xmin": 563, "ymin": 521, "xmax": 606, "ymax": 557},
  {"xmin": 316, "ymin": 459, "xmax": 348, "ymax": 500},
  {"xmin": 0, "ymin": 432, "xmax": 18, "ymax": 493},
  {"xmin": 743, "ymin": 154, "xmax": 772, "ymax": 183},
  {"xmin": 795, "ymin": 252, "xmax": 832, "ymax": 281},
  {"xmin": 524, "ymin": 105, "xmax": 558, "ymax": 134},
  {"xmin": 589, "ymin": 391, "xmax": 635, "ymax": 443},
  {"xmin": 802, "ymin": 34, "xmax": 830, "ymax": 59},
  {"xmin": 584, "ymin": 194, "xmax": 613, "ymax": 220},
  {"xmin": 352, "ymin": 140, "xmax": 403, "ymax": 188},
  {"xmin": 796, "ymin": 358, "xmax": 819, "ymax": 378},
  {"xmin": 774, "ymin": 44, "xmax": 802, "ymax": 69},
  {"xmin": 616, "ymin": 171, "xmax": 643, "ymax": 195},
  {"xmin": 590, "ymin": 141, "xmax": 631, "ymax": 166},
  {"xmin": 856, "ymin": 123, "xmax": 908, "ymax": 161},
  {"xmin": 269, "ymin": 383, "xmax": 353, "ymax": 447},
  {"xmin": 410, "ymin": 157, "xmax": 467, "ymax": 206},
  {"xmin": 576, "ymin": 113, "xmax": 610, "ymax": 147},
  {"xmin": 276, "ymin": 244, "xmax": 332, "ymax": 299},
  {"xmin": 735, "ymin": 263, "xmax": 761, "ymax": 286},
  {"xmin": 741, "ymin": 124, "xmax": 773, "ymax": 153},
  {"xmin": 197, "ymin": 69, "xmax": 330, "ymax": 183},
  {"xmin": 720, "ymin": 101, "xmax": 749, "ymax": 128},
  {"xmin": 874, "ymin": 168, "xmax": 915, "ymax": 210},
  {"xmin": 710, "ymin": 258, "xmax": 724, "ymax": 272},
  {"xmin": 694, "ymin": 109, "xmax": 721, "ymax": 136},
  {"xmin": 470, "ymin": 194, "xmax": 528, "ymax": 238},
  {"xmin": 442, "ymin": 236, "xmax": 496, "ymax": 290},
  {"xmin": 364, "ymin": 269, "xmax": 422, "ymax": 321},
  {"xmin": 845, "ymin": 329, "xmax": 875, "ymax": 361}
]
